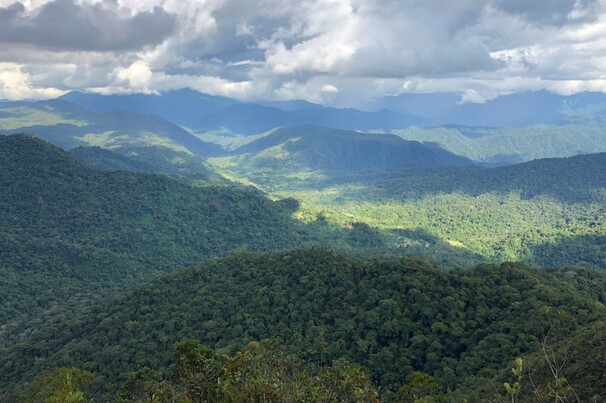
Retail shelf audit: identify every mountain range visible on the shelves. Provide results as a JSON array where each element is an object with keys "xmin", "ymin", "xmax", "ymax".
[
  {"xmin": 1, "ymin": 89, "xmax": 606, "ymax": 172},
  {"xmin": 59, "ymin": 90, "xmax": 423, "ymax": 134},
  {"xmin": 1, "ymin": 85, "xmax": 606, "ymax": 401},
  {"xmin": 368, "ymin": 90, "xmax": 606, "ymax": 127},
  {"xmin": 61, "ymin": 89, "xmax": 606, "ymax": 130}
]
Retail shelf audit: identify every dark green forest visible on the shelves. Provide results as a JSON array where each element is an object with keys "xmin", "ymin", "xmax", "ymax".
[
  {"xmin": 2, "ymin": 131, "xmax": 606, "ymax": 402},
  {"xmin": 4, "ymin": 249, "xmax": 606, "ymax": 401},
  {"xmin": 1, "ymin": 134, "xmax": 488, "ymax": 333},
  {"xmin": 0, "ymin": 135, "xmax": 359, "ymax": 333}
]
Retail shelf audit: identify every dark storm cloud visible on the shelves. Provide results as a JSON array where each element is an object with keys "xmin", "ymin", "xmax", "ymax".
[{"xmin": 0, "ymin": 0, "xmax": 177, "ymax": 51}]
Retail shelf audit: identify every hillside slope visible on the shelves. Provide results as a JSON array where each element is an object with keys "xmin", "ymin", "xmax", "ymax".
[
  {"xmin": 0, "ymin": 99, "xmax": 223, "ymax": 175},
  {"xmin": 393, "ymin": 124, "xmax": 606, "ymax": 165},
  {"xmin": 0, "ymin": 135, "xmax": 326, "ymax": 328},
  {"xmin": 210, "ymin": 126, "xmax": 473, "ymax": 188}
]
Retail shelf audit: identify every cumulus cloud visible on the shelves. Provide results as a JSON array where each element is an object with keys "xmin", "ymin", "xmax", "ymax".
[
  {"xmin": 0, "ymin": 62, "xmax": 65, "ymax": 99},
  {"xmin": 1, "ymin": 0, "xmax": 606, "ymax": 105}
]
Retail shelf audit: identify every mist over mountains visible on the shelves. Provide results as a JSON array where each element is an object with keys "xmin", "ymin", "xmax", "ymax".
[{"xmin": 60, "ymin": 89, "xmax": 606, "ymax": 131}]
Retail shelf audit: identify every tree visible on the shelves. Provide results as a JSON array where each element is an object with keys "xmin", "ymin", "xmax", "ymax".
[
  {"xmin": 395, "ymin": 372, "xmax": 445, "ymax": 402},
  {"xmin": 17, "ymin": 368, "xmax": 94, "ymax": 403}
]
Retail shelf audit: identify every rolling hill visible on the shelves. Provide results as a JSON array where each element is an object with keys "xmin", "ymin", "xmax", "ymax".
[
  {"xmin": 391, "ymin": 124, "xmax": 606, "ymax": 165},
  {"xmin": 0, "ymin": 99, "xmax": 224, "ymax": 175},
  {"xmin": 209, "ymin": 126, "xmax": 473, "ymax": 189}
]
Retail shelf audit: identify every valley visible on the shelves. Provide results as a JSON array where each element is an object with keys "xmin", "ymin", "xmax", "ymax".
[{"xmin": 1, "ymin": 88, "xmax": 606, "ymax": 402}]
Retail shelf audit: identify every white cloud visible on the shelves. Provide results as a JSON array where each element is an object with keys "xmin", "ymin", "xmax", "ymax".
[
  {"xmin": 1, "ymin": 0, "xmax": 606, "ymax": 105},
  {"xmin": 0, "ymin": 62, "xmax": 65, "ymax": 99},
  {"xmin": 116, "ymin": 61, "xmax": 154, "ymax": 91}
]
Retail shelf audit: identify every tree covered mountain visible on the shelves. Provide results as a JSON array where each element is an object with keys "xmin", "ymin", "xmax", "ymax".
[
  {"xmin": 210, "ymin": 126, "xmax": 473, "ymax": 187},
  {"xmin": 0, "ymin": 134, "xmax": 341, "ymax": 330},
  {"xmin": 369, "ymin": 152, "xmax": 606, "ymax": 203},
  {"xmin": 3, "ymin": 249, "xmax": 606, "ymax": 401},
  {"xmin": 2, "ymin": 134, "xmax": 487, "ymax": 350},
  {"xmin": 391, "ymin": 124, "xmax": 606, "ymax": 165},
  {"xmin": 0, "ymin": 99, "xmax": 223, "ymax": 176}
]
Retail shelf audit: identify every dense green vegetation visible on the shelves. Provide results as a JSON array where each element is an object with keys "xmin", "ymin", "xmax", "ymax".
[
  {"xmin": 2, "ymin": 134, "xmax": 485, "ymax": 354},
  {"xmin": 0, "ymin": 99, "xmax": 223, "ymax": 176},
  {"xmin": 19, "ymin": 340, "xmax": 379, "ymax": 402},
  {"xmin": 390, "ymin": 124, "xmax": 606, "ymax": 165},
  {"xmin": 0, "ymin": 134, "xmax": 342, "ymax": 331},
  {"xmin": 210, "ymin": 126, "xmax": 471, "ymax": 184},
  {"xmin": 4, "ymin": 249, "xmax": 606, "ymax": 400},
  {"xmin": 3, "ymin": 92, "xmax": 606, "ymax": 401},
  {"xmin": 210, "ymin": 151, "xmax": 606, "ymax": 269}
]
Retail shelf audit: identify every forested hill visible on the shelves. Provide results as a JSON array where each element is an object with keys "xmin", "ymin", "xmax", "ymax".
[
  {"xmin": 0, "ymin": 134, "xmax": 340, "ymax": 328},
  {"xmin": 372, "ymin": 152, "xmax": 606, "ymax": 203},
  {"xmin": 209, "ymin": 126, "xmax": 473, "ymax": 185},
  {"xmin": 392, "ymin": 124, "xmax": 606, "ymax": 165},
  {"xmin": 235, "ymin": 126, "xmax": 472, "ymax": 169},
  {"xmin": 3, "ymin": 249, "xmax": 606, "ymax": 401},
  {"xmin": 0, "ymin": 99, "xmax": 224, "ymax": 176},
  {"xmin": 69, "ymin": 145, "xmax": 221, "ymax": 179}
]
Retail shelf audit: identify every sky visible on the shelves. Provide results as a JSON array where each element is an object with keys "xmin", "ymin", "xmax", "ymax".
[{"xmin": 1, "ymin": 0, "xmax": 606, "ymax": 107}]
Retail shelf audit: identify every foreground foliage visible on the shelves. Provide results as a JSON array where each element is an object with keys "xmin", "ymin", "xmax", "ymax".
[{"xmin": 20, "ymin": 340, "xmax": 379, "ymax": 403}]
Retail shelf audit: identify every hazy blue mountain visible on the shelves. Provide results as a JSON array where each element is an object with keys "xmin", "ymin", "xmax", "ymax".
[
  {"xmin": 59, "ymin": 89, "xmax": 424, "ymax": 134},
  {"xmin": 258, "ymin": 99, "xmax": 326, "ymax": 111},
  {"xmin": 59, "ymin": 88, "xmax": 606, "ymax": 134},
  {"xmin": 60, "ymin": 89, "xmax": 237, "ymax": 129},
  {"xmin": 364, "ymin": 92, "xmax": 462, "ymax": 120},
  {"xmin": 372, "ymin": 90, "xmax": 606, "ymax": 127},
  {"xmin": 199, "ymin": 104, "xmax": 423, "ymax": 134}
]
